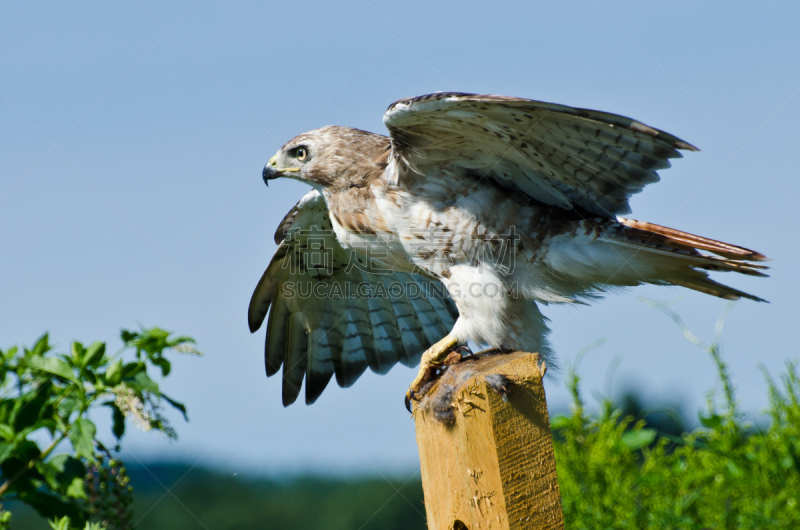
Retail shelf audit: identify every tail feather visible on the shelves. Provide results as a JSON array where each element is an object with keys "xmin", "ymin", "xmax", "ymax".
[
  {"xmin": 607, "ymin": 218, "xmax": 769, "ymax": 302},
  {"xmin": 617, "ymin": 218, "xmax": 768, "ymax": 261},
  {"xmin": 672, "ymin": 276, "xmax": 767, "ymax": 303}
]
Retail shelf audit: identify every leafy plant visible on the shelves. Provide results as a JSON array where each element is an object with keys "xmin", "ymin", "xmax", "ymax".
[
  {"xmin": 5, "ymin": 309, "xmax": 797, "ymax": 530},
  {"xmin": 0, "ymin": 327, "xmax": 198, "ymax": 529},
  {"xmin": 553, "ymin": 304, "xmax": 800, "ymax": 529}
]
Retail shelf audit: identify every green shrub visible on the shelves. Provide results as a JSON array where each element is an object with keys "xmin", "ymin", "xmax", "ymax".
[
  {"xmin": 554, "ymin": 304, "xmax": 800, "ymax": 529},
  {"xmin": 5, "ymin": 309, "xmax": 797, "ymax": 529},
  {"xmin": 0, "ymin": 328, "xmax": 197, "ymax": 529}
]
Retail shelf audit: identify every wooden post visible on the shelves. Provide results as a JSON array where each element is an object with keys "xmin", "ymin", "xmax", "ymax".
[{"xmin": 413, "ymin": 351, "xmax": 563, "ymax": 530}]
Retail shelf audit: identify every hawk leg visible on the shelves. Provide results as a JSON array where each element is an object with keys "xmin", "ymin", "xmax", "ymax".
[{"xmin": 405, "ymin": 332, "xmax": 461, "ymax": 412}]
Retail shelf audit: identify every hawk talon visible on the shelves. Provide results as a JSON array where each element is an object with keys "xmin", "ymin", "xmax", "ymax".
[
  {"xmin": 404, "ymin": 333, "xmax": 462, "ymax": 412},
  {"xmin": 455, "ymin": 345, "xmax": 473, "ymax": 356}
]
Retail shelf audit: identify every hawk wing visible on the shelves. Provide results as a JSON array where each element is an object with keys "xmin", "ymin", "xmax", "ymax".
[
  {"xmin": 384, "ymin": 92, "xmax": 698, "ymax": 217},
  {"xmin": 249, "ymin": 190, "xmax": 459, "ymax": 406}
]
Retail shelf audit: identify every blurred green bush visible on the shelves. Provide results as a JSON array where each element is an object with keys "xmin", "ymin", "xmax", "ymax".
[
  {"xmin": 554, "ymin": 304, "xmax": 800, "ymax": 529},
  {"xmin": 5, "ymin": 307, "xmax": 798, "ymax": 529}
]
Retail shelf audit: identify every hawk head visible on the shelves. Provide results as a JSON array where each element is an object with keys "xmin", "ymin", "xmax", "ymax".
[{"xmin": 262, "ymin": 126, "xmax": 390, "ymax": 191}]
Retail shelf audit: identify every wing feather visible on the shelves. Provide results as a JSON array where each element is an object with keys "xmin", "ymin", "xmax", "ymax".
[
  {"xmin": 249, "ymin": 190, "xmax": 459, "ymax": 405},
  {"xmin": 282, "ymin": 312, "xmax": 308, "ymax": 406},
  {"xmin": 337, "ymin": 299, "xmax": 371, "ymax": 388},
  {"xmin": 364, "ymin": 293, "xmax": 402, "ymax": 375},
  {"xmin": 264, "ymin": 297, "xmax": 288, "ymax": 376},
  {"xmin": 377, "ymin": 275, "xmax": 425, "ymax": 366},
  {"xmin": 384, "ymin": 92, "xmax": 697, "ymax": 217},
  {"xmin": 305, "ymin": 304, "xmax": 341, "ymax": 404},
  {"xmin": 397, "ymin": 273, "xmax": 457, "ymax": 348}
]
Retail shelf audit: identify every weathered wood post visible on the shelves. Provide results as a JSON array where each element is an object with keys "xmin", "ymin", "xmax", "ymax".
[{"xmin": 413, "ymin": 351, "xmax": 563, "ymax": 530}]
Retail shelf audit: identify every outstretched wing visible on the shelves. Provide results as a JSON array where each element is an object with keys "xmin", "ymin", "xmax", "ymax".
[
  {"xmin": 249, "ymin": 190, "xmax": 458, "ymax": 406},
  {"xmin": 384, "ymin": 92, "xmax": 698, "ymax": 217}
]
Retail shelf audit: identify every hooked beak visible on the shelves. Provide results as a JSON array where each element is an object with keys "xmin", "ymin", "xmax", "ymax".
[
  {"xmin": 262, "ymin": 155, "xmax": 279, "ymax": 186},
  {"xmin": 262, "ymin": 154, "xmax": 300, "ymax": 186}
]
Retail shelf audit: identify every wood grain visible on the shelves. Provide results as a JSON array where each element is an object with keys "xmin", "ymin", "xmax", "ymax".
[{"xmin": 413, "ymin": 351, "xmax": 563, "ymax": 530}]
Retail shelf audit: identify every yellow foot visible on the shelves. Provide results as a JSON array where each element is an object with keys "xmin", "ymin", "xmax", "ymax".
[{"xmin": 405, "ymin": 333, "xmax": 461, "ymax": 412}]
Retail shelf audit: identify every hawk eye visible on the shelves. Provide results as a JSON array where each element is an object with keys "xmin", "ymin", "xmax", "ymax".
[{"xmin": 295, "ymin": 147, "xmax": 308, "ymax": 161}]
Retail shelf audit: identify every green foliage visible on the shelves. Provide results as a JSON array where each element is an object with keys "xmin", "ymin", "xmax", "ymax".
[
  {"xmin": 0, "ymin": 328, "xmax": 196, "ymax": 529},
  {"xmin": 5, "ymin": 310, "xmax": 797, "ymax": 529},
  {"xmin": 48, "ymin": 516, "xmax": 103, "ymax": 530},
  {"xmin": 554, "ymin": 304, "xmax": 800, "ymax": 529}
]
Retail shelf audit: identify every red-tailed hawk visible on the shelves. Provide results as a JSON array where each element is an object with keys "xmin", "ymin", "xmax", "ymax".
[{"xmin": 248, "ymin": 93, "xmax": 767, "ymax": 410}]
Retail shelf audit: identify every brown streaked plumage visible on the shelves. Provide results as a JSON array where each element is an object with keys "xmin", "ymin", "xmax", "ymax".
[{"xmin": 250, "ymin": 93, "xmax": 768, "ymax": 408}]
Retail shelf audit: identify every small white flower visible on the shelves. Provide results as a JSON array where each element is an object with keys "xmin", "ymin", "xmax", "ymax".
[
  {"xmin": 112, "ymin": 383, "xmax": 152, "ymax": 432},
  {"xmin": 173, "ymin": 342, "xmax": 202, "ymax": 356}
]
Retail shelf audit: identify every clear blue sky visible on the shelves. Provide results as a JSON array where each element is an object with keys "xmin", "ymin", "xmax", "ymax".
[{"xmin": 2, "ymin": 1, "xmax": 798, "ymax": 477}]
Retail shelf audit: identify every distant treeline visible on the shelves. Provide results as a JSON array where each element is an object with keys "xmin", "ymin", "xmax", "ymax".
[{"xmin": 8, "ymin": 464, "xmax": 427, "ymax": 530}]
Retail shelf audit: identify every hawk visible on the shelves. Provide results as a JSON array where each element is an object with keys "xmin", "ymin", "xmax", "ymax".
[{"xmin": 248, "ymin": 92, "xmax": 767, "ymax": 410}]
